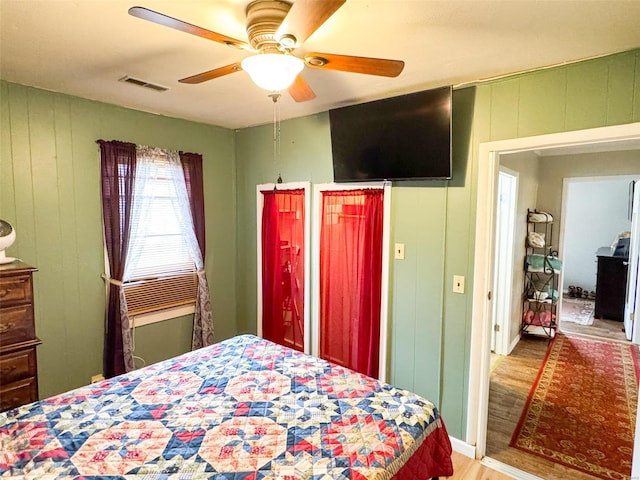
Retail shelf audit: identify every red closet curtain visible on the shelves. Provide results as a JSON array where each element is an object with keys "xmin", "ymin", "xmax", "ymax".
[
  {"xmin": 261, "ymin": 189, "xmax": 305, "ymax": 351},
  {"xmin": 320, "ymin": 189, "xmax": 384, "ymax": 377}
]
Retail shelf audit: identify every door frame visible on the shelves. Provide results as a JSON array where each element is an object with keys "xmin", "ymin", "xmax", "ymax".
[
  {"xmin": 626, "ymin": 180, "xmax": 640, "ymax": 342},
  {"xmin": 256, "ymin": 181, "xmax": 312, "ymax": 354},
  {"xmin": 492, "ymin": 167, "xmax": 518, "ymax": 355},
  {"xmin": 467, "ymin": 122, "xmax": 640, "ymax": 461},
  {"xmin": 312, "ymin": 182, "xmax": 392, "ymax": 382}
]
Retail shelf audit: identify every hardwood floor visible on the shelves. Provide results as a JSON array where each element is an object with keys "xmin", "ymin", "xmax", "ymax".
[
  {"xmin": 559, "ymin": 315, "xmax": 628, "ymax": 342},
  {"xmin": 558, "ymin": 296, "xmax": 628, "ymax": 342},
  {"xmin": 445, "ymin": 451, "xmax": 514, "ymax": 480},
  {"xmin": 486, "ymin": 336, "xmax": 607, "ymax": 480}
]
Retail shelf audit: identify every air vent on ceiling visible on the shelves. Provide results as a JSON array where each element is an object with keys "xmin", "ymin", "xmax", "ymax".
[{"xmin": 118, "ymin": 76, "xmax": 168, "ymax": 92}]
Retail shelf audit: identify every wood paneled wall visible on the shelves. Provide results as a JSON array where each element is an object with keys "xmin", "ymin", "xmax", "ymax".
[
  {"xmin": 235, "ymin": 49, "xmax": 640, "ymax": 440},
  {"xmin": 0, "ymin": 82, "xmax": 238, "ymax": 398}
]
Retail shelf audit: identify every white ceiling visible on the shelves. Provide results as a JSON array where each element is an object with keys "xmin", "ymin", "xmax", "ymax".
[{"xmin": 2, "ymin": 0, "xmax": 640, "ymax": 130}]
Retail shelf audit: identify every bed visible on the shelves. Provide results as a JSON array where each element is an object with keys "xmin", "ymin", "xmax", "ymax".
[{"xmin": 0, "ymin": 334, "xmax": 453, "ymax": 479}]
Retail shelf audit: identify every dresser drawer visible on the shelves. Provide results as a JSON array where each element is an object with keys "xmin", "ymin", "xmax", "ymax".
[
  {"xmin": 0, "ymin": 304, "xmax": 35, "ymax": 346},
  {"xmin": 0, "ymin": 347, "xmax": 37, "ymax": 385},
  {"xmin": 0, "ymin": 273, "xmax": 33, "ymax": 307},
  {"xmin": 0, "ymin": 377, "xmax": 38, "ymax": 412}
]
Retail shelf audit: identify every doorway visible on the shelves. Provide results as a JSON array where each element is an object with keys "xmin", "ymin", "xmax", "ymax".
[
  {"xmin": 557, "ymin": 175, "xmax": 639, "ymax": 342},
  {"xmin": 626, "ymin": 182, "xmax": 640, "ymax": 342},
  {"xmin": 467, "ymin": 122, "xmax": 640, "ymax": 477}
]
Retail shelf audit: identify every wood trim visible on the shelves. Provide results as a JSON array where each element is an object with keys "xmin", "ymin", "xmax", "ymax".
[
  {"xmin": 449, "ymin": 435, "xmax": 476, "ymax": 458},
  {"xmin": 0, "ymin": 261, "xmax": 37, "ymax": 275},
  {"xmin": 0, "ymin": 338, "xmax": 42, "ymax": 354},
  {"xmin": 469, "ymin": 122, "xmax": 640, "ymax": 457}
]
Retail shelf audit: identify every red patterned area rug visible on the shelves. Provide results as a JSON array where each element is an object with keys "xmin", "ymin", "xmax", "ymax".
[{"xmin": 510, "ymin": 333, "xmax": 639, "ymax": 479}]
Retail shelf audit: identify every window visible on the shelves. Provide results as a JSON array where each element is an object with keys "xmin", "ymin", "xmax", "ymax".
[
  {"xmin": 122, "ymin": 148, "xmax": 198, "ymax": 319},
  {"xmin": 100, "ymin": 140, "xmax": 212, "ymax": 375},
  {"xmin": 125, "ymin": 160, "xmax": 194, "ymax": 279}
]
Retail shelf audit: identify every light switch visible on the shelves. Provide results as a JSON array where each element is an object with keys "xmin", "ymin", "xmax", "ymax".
[
  {"xmin": 394, "ymin": 243, "xmax": 405, "ymax": 260},
  {"xmin": 453, "ymin": 275, "xmax": 465, "ymax": 294}
]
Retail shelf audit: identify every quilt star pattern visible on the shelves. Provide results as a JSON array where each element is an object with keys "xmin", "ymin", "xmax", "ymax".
[{"xmin": 0, "ymin": 335, "xmax": 453, "ymax": 479}]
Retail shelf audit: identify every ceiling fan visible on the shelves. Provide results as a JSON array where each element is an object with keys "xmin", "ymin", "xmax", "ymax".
[{"xmin": 128, "ymin": 0, "xmax": 405, "ymax": 102}]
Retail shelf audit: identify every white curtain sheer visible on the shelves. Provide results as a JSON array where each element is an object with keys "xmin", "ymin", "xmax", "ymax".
[
  {"xmin": 118, "ymin": 146, "xmax": 213, "ymax": 371},
  {"xmin": 125, "ymin": 147, "xmax": 169, "ymax": 281},
  {"xmin": 164, "ymin": 150, "xmax": 214, "ymax": 349}
]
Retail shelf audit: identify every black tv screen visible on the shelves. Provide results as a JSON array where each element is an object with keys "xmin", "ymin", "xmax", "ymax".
[{"xmin": 329, "ymin": 86, "xmax": 452, "ymax": 181}]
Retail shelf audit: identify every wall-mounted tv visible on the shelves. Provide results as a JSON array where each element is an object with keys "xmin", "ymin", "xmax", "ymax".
[{"xmin": 329, "ymin": 86, "xmax": 452, "ymax": 182}]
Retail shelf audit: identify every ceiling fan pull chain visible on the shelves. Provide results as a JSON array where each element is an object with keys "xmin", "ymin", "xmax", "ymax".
[
  {"xmin": 277, "ymin": 96, "xmax": 282, "ymax": 171},
  {"xmin": 268, "ymin": 92, "xmax": 282, "ymax": 184},
  {"xmin": 273, "ymin": 95, "xmax": 277, "ymax": 159}
]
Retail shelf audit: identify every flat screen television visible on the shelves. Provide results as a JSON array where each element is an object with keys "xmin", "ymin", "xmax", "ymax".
[{"xmin": 329, "ymin": 86, "xmax": 452, "ymax": 182}]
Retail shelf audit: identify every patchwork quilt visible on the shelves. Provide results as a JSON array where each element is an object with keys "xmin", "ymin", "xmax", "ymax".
[{"xmin": 0, "ymin": 334, "xmax": 453, "ymax": 479}]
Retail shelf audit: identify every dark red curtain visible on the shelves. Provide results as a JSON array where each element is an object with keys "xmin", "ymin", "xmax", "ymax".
[
  {"xmin": 179, "ymin": 151, "xmax": 206, "ymax": 257},
  {"xmin": 179, "ymin": 151, "xmax": 214, "ymax": 349},
  {"xmin": 319, "ymin": 189, "xmax": 384, "ymax": 377},
  {"xmin": 261, "ymin": 189, "xmax": 305, "ymax": 351},
  {"xmin": 98, "ymin": 140, "xmax": 137, "ymax": 378}
]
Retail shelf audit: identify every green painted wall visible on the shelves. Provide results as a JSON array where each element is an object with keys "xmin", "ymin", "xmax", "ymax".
[
  {"xmin": 234, "ymin": 113, "xmax": 333, "ymax": 335},
  {"xmin": 235, "ymin": 49, "xmax": 640, "ymax": 439},
  {"xmin": 0, "ymin": 81, "xmax": 238, "ymax": 398},
  {"xmin": 2, "ymin": 48, "xmax": 638, "ymax": 440}
]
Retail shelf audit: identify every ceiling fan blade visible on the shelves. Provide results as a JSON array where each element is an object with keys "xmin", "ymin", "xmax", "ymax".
[
  {"xmin": 276, "ymin": 0, "xmax": 346, "ymax": 47},
  {"xmin": 179, "ymin": 62, "xmax": 243, "ymax": 84},
  {"xmin": 288, "ymin": 74, "xmax": 316, "ymax": 102},
  {"xmin": 304, "ymin": 52, "xmax": 404, "ymax": 77},
  {"xmin": 128, "ymin": 6, "xmax": 252, "ymax": 51}
]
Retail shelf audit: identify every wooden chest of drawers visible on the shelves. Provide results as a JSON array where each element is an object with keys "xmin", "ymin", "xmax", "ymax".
[
  {"xmin": 595, "ymin": 254, "xmax": 628, "ymax": 321},
  {"xmin": 0, "ymin": 262, "xmax": 41, "ymax": 412}
]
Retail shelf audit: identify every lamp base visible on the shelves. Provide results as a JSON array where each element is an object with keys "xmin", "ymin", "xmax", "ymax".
[{"xmin": 0, "ymin": 250, "xmax": 16, "ymax": 264}]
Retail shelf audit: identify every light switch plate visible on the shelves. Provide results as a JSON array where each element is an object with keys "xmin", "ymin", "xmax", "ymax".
[
  {"xmin": 453, "ymin": 275, "xmax": 465, "ymax": 294},
  {"xmin": 394, "ymin": 243, "xmax": 405, "ymax": 260}
]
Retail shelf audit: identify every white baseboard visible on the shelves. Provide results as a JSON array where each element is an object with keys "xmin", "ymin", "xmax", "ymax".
[
  {"xmin": 449, "ymin": 436, "xmax": 476, "ymax": 458},
  {"xmin": 508, "ymin": 334, "xmax": 520, "ymax": 354},
  {"xmin": 481, "ymin": 457, "xmax": 544, "ymax": 480}
]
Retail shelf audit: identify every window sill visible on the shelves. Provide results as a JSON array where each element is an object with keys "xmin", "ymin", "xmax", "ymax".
[{"xmin": 130, "ymin": 304, "xmax": 196, "ymax": 328}]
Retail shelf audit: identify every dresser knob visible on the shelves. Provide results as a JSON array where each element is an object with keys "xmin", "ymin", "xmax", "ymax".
[
  {"xmin": 0, "ymin": 289, "xmax": 10, "ymax": 297},
  {"xmin": 0, "ymin": 322, "xmax": 16, "ymax": 334}
]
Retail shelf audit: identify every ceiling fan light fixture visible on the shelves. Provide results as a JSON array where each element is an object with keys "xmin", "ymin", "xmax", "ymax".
[{"xmin": 241, "ymin": 53, "xmax": 304, "ymax": 91}]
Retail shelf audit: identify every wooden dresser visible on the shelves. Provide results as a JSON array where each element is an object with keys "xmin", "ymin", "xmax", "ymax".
[
  {"xmin": 0, "ymin": 261, "xmax": 41, "ymax": 412},
  {"xmin": 595, "ymin": 254, "xmax": 628, "ymax": 321}
]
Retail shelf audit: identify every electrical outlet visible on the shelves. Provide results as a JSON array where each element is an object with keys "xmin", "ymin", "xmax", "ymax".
[
  {"xmin": 453, "ymin": 275, "xmax": 465, "ymax": 294},
  {"xmin": 91, "ymin": 374, "xmax": 105, "ymax": 384},
  {"xmin": 394, "ymin": 243, "xmax": 405, "ymax": 260}
]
